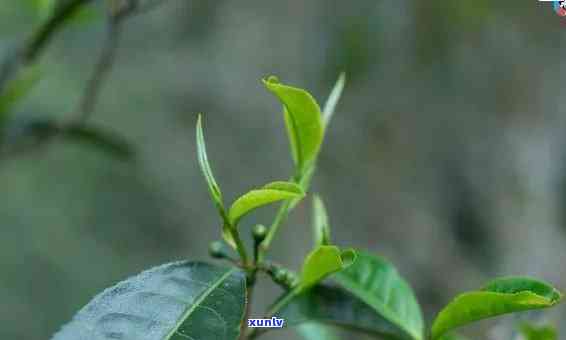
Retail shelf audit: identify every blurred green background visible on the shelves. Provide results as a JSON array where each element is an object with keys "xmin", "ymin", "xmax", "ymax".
[{"xmin": 1, "ymin": 1, "xmax": 565, "ymax": 339}]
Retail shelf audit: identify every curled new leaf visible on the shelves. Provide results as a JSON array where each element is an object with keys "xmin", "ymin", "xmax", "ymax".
[
  {"xmin": 322, "ymin": 73, "xmax": 346, "ymax": 127},
  {"xmin": 196, "ymin": 115, "xmax": 224, "ymax": 210},
  {"xmin": 431, "ymin": 277, "xmax": 563, "ymax": 340},
  {"xmin": 312, "ymin": 195, "xmax": 331, "ymax": 246},
  {"xmin": 263, "ymin": 76, "xmax": 324, "ymax": 173},
  {"xmin": 228, "ymin": 181, "xmax": 304, "ymax": 225},
  {"xmin": 299, "ymin": 246, "xmax": 356, "ymax": 291}
]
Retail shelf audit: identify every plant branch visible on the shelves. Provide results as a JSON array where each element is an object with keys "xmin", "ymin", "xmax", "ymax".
[
  {"xmin": 75, "ymin": 8, "xmax": 125, "ymax": 122},
  {"xmin": 0, "ymin": 0, "xmax": 170, "ymax": 162},
  {"xmin": 258, "ymin": 163, "xmax": 316, "ymax": 262},
  {"xmin": 257, "ymin": 192, "xmax": 298, "ymax": 264},
  {"xmin": 217, "ymin": 205, "xmax": 250, "ymax": 268},
  {"xmin": 240, "ymin": 283, "xmax": 254, "ymax": 340},
  {"xmin": 231, "ymin": 226, "xmax": 250, "ymax": 268},
  {"xmin": 0, "ymin": 0, "xmax": 95, "ymax": 94}
]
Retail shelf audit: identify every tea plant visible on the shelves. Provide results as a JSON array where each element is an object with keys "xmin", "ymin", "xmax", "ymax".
[{"xmin": 51, "ymin": 76, "xmax": 563, "ymax": 340}]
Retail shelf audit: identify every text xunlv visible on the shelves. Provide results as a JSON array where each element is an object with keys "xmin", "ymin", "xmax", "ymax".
[{"xmin": 247, "ymin": 317, "xmax": 285, "ymax": 328}]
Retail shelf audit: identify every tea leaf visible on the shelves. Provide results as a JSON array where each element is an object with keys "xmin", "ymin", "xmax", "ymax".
[
  {"xmin": 196, "ymin": 115, "xmax": 224, "ymax": 211},
  {"xmin": 312, "ymin": 195, "xmax": 331, "ymax": 246},
  {"xmin": 228, "ymin": 181, "xmax": 304, "ymax": 225},
  {"xmin": 333, "ymin": 251, "xmax": 425, "ymax": 340},
  {"xmin": 263, "ymin": 76, "xmax": 324, "ymax": 174},
  {"xmin": 299, "ymin": 246, "xmax": 355, "ymax": 290},
  {"xmin": 263, "ymin": 181, "xmax": 304, "ymax": 194},
  {"xmin": 279, "ymin": 283, "xmax": 420, "ymax": 340},
  {"xmin": 52, "ymin": 261, "xmax": 246, "ymax": 340},
  {"xmin": 431, "ymin": 277, "xmax": 563, "ymax": 339}
]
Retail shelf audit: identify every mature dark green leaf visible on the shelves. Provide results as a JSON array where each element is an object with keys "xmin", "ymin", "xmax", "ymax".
[
  {"xmin": 228, "ymin": 181, "xmax": 304, "ymax": 225},
  {"xmin": 333, "ymin": 251, "xmax": 424, "ymax": 340},
  {"xmin": 520, "ymin": 323, "xmax": 557, "ymax": 340},
  {"xmin": 322, "ymin": 73, "xmax": 346, "ymax": 127},
  {"xmin": 299, "ymin": 246, "xmax": 355, "ymax": 291},
  {"xmin": 312, "ymin": 195, "xmax": 331, "ymax": 246},
  {"xmin": 296, "ymin": 323, "xmax": 340, "ymax": 340},
  {"xmin": 263, "ymin": 76, "xmax": 324, "ymax": 174},
  {"xmin": 52, "ymin": 261, "xmax": 246, "ymax": 340},
  {"xmin": 196, "ymin": 115, "xmax": 224, "ymax": 210},
  {"xmin": 431, "ymin": 277, "xmax": 563, "ymax": 340},
  {"xmin": 278, "ymin": 284, "xmax": 418, "ymax": 340}
]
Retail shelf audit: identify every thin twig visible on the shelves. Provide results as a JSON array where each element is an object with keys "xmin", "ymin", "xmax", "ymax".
[
  {"xmin": 0, "ymin": 0, "xmax": 170, "ymax": 161},
  {"xmin": 75, "ymin": 6, "xmax": 128, "ymax": 122},
  {"xmin": 75, "ymin": 0, "xmax": 156, "ymax": 122},
  {"xmin": 0, "ymin": 0, "xmax": 95, "ymax": 93}
]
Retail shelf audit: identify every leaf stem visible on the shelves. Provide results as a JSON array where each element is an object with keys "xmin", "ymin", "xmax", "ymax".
[
  {"xmin": 257, "ymin": 169, "xmax": 306, "ymax": 262},
  {"xmin": 218, "ymin": 207, "xmax": 250, "ymax": 268},
  {"xmin": 240, "ymin": 282, "xmax": 254, "ymax": 340},
  {"xmin": 257, "ymin": 200, "xmax": 292, "ymax": 262},
  {"xmin": 231, "ymin": 227, "xmax": 250, "ymax": 267}
]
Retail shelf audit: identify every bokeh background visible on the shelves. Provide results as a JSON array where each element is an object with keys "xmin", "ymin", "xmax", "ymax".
[{"xmin": 1, "ymin": 1, "xmax": 566, "ymax": 339}]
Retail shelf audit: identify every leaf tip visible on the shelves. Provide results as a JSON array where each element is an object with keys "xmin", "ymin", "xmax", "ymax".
[
  {"xmin": 263, "ymin": 75, "xmax": 280, "ymax": 85},
  {"xmin": 196, "ymin": 113, "xmax": 204, "ymax": 132}
]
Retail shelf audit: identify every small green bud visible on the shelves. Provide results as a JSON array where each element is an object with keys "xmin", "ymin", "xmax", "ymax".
[
  {"xmin": 252, "ymin": 224, "xmax": 268, "ymax": 243},
  {"xmin": 273, "ymin": 268, "xmax": 288, "ymax": 283},
  {"xmin": 208, "ymin": 241, "xmax": 226, "ymax": 258}
]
